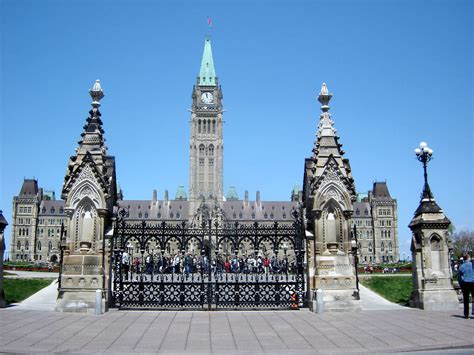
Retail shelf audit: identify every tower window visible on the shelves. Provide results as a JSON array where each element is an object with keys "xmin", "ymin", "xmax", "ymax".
[
  {"xmin": 199, "ymin": 145, "xmax": 205, "ymax": 156},
  {"xmin": 209, "ymin": 145, "xmax": 214, "ymax": 156},
  {"xmin": 198, "ymin": 120, "xmax": 201, "ymax": 134}
]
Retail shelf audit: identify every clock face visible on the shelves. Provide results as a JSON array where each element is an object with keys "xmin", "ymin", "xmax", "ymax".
[{"xmin": 201, "ymin": 92, "xmax": 214, "ymax": 104}]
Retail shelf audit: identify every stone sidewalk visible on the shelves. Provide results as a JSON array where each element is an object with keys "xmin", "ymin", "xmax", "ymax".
[{"xmin": 0, "ymin": 308, "xmax": 473, "ymax": 354}]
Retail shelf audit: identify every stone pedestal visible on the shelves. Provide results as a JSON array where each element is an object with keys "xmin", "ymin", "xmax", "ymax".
[
  {"xmin": 309, "ymin": 254, "xmax": 361, "ymax": 312},
  {"xmin": 409, "ymin": 198, "xmax": 459, "ymax": 311},
  {"xmin": 56, "ymin": 254, "xmax": 107, "ymax": 313}
]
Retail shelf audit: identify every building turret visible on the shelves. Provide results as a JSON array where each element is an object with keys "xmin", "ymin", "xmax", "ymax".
[
  {"xmin": 303, "ymin": 83, "xmax": 360, "ymax": 312},
  {"xmin": 57, "ymin": 80, "xmax": 117, "ymax": 313}
]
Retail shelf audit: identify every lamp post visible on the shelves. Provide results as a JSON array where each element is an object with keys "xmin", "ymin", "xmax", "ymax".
[
  {"xmin": 414, "ymin": 141, "xmax": 434, "ymax": 200},
  {"xmin": 351, "ymin": 224, "xmax": 360, "ymax": 299},
  {"xmin": 58, "ymin": 222, "xmax": 65, "ymax": 290}
]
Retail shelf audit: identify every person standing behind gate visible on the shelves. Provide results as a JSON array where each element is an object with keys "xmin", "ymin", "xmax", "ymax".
[
  {"xmin": 459, "ymin": 254, "xmax": 474, "ymax": 319},
  {"xmin": 122, "ymin": 251, "xmax": 130, "ymax": 280}
]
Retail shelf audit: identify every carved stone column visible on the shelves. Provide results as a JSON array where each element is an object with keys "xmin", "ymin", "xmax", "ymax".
[{"xmin": 409, "ymin": 205, "xmax": 458, "ymax": 310}]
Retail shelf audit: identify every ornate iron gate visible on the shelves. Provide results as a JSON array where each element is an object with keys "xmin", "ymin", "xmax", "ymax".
[{"xmin": 110, "ymin": 208, "xmax": 305, "ymax": 310}]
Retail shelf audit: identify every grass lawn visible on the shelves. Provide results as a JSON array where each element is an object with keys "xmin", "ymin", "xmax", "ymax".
[
  {"xmin": 3, "ymin": 278, "xmax": 54, "ymax": 305},
  {"xmin": 361, "ymin": 276, "xmax": 412, "ymax": 306}
]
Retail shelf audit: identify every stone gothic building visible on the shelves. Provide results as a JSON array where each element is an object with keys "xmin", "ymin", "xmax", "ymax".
[{"xmin": 8, "ymin": 37, "xmax": 399, "ymax": 310}]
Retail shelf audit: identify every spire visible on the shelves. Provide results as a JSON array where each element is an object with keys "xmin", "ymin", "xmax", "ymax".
[
  {"xmin": 77, "ymin": 80, "xmax": 107, "ymax": 154},
  {"xmin": 312, "ymin": 83, "xmax": 343, "ymax": 160},
  {"xmin": 317, "ymin": 83, "xmax": 337, "ymax": 139},
  {"xmin": 198, "ymin": 37, "xmax": 216, "ymax": 86}
]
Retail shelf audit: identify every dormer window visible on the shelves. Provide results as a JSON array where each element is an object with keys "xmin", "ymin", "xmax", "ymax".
[{"xmin": 51, "ymin": 207, "xmax": 55, "ymax": 214}]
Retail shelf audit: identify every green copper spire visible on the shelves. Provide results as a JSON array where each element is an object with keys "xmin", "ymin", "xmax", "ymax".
[{"xmin": 198, "ymin": 37, "xmax": 216, "ymax": 86}]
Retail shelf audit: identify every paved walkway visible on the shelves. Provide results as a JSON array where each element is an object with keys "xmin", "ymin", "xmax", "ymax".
[
  {"xmin": 2, "ymin": 273, "xmax": 472, "ymax": 353},
  {"xmin": 1, "ymin": 308, "xmax": 473, "ymax": 354}
]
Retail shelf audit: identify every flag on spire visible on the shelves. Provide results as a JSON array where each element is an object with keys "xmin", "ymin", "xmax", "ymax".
[{"xmin": 207, "ymin": 17, "xmax": 213, "ymax": 28}]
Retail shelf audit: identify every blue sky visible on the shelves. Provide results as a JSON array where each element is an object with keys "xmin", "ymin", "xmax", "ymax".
[{"xmin": 1, "ymin": 0, "xmax": 472, "ymax": 260}]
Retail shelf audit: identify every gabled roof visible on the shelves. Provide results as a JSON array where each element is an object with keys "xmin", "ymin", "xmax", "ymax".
[{"xmin": 63, "ymin": 152, "xmax": 109, "ymax": 196}]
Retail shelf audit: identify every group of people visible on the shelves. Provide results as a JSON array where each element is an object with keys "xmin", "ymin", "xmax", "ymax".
[{"xmin": 120, "ymin": 251, "xmax": 297, "ymax": 277}]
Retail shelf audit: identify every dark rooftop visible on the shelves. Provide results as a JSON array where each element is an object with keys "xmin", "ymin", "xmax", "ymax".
[
  {"xmin": 19, "ymin": 179, "xmax": 39, "ymax": 197},
  {"xmin": 372, "ymin": 182, "xmax": 391, "ymax": 200}
]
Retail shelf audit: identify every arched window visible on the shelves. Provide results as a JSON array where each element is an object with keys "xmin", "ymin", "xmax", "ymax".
[
  {"xmin": 17, "ymin": 241, "xmax": 21, "ymax": 250},
  {"xmin": 388, "ymin": 230, "xmax": 391, "ymax": 238},
  {"xmin": 59, "ymin": 207, "xmax": 64, "ymax": 214},
  {"xmin": 389, "ymin": 242, "xmax": 392, "ymax": 251},
  {"xmin": 199, "ymin": 144, "xmax": 205, "ymax": 156},
  {"xmin": 42, "ymin": 207, "xmax": 46, "ymax": 213},
  {"xmin": 212, "ymin": 120, "xmax": 216, "ymax": 133},
  {"xmin": 203, "ymin": 120, "xmax": 206, "ymax": 133},
  {"xmin": 198, "ymin": 119, "xmax": 201, "ymax": 134},
  {"xmin": 381, "ymin": 242, "xmax": 385, "ymax": 252},
  {"xmin": 51, "ymin": 207, "xmax": 55, "ymax": 214},
  {"xmin": 138, "ymin": 212, "xmax": 142, "ymax": 218},
  {"xmin": 144, "ymin": 212, "xmax": 148, "ymax": 218},
  {"xmin": 37, "ymin": 241, "xmax": 41, "ymax": 251},
  {"xmin": 282, "ymin": 213, "xmax": 286, "ymax": 219},
  {"xmin": 207, "ymin": 119, "xmax": 211, "ymax": 133},
  {"xmin": 25, "ymin": 241, "xmax": 29, "ymax": 250},
  {"xmin": 48, "ymin": 241, "xmax": 52, "ymax": 251},
  {"xmin": 368, "ymin": 242, "xmax": 373, "ymax": 253},
  {"xmin": 208, "ymin": 144, "xmax": 214, "ymax": 156}
]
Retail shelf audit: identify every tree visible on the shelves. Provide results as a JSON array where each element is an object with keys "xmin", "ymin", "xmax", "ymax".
[{"xmin": 451, "ymin": 230, "xmax": 474, "ymax": 258}]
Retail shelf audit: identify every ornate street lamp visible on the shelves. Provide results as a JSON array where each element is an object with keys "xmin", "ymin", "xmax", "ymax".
[
  {"xmin": 351, "ymin": 224, "xmax": 360, "ymax": 299},
  {"xmin": 414, "ymin": 141, "xmax": 434, "ymax": 200}
]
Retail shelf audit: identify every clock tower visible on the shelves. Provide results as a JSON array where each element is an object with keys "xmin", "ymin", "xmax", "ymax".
[{"xmin": 189, "ymin": 37, "xmax": 224, "ymax": 217}]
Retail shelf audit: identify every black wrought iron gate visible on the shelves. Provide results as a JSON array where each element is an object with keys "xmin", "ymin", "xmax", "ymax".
[{"xmin": 110, "ymin": 208, "xmax": 305, "ymax": 310}]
